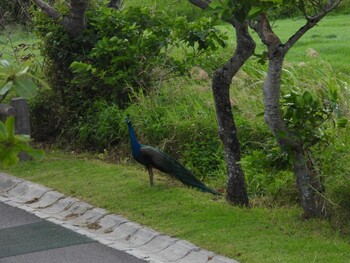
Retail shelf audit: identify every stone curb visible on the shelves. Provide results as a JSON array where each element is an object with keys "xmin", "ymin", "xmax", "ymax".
[{"xmin": 0, "ymin": 172, "xmax": 239, "ymax": 263}]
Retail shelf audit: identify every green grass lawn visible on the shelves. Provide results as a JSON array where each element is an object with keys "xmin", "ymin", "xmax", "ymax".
[
  {"xmin": 3, "ymin": 151, "xmax": 350, "ymax": 263},
  {"xmin": 220, "ymin": 14, "xmax": 350, "ymax": 75}
]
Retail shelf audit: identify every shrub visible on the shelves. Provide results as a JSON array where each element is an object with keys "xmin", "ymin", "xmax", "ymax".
[
  {"xmin": 0, "ymin": 0, "xmax": 31, "ymax": 26},
  {"xmin": 32, "ymin": 3, "xmax": 226, "ymax": 142}
]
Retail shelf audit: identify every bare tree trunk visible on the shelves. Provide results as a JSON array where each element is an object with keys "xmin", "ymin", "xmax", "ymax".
[{"xmin": 212, "ymin": 20, "xmax": 255, "ymax": 206}]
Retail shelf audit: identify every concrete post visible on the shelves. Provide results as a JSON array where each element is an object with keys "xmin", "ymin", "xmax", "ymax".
[{"xmin": 10, "ymin": 98, "xmax": 32, "ymax": 161}]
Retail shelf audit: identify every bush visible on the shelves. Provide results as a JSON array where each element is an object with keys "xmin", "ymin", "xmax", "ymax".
[
  {"xmin": 0, "ymin": 0, "xmax": 31, "ymax": 26},
  {"xmin": 32, "ymin": 3, "xmax": 225, "ymax": 142},
  {"xmin": 73, "ymin": 100, "xmax": 126, "ymax": 150}
]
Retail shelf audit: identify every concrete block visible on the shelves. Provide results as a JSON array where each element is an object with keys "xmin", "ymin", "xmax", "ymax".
[
  {"xmin": 70, "ymin": 207, "xmax": 107, "ymax": 227},
  {"xmin": 54, "ymin": 201, "xmax": 93, "ymax": 221},
  {"xmin": 0, "ymin": 196, "xmax": 9, "ymax": 202},
  {"xmin": 152, "ymin": 240, "xmax": 199, "ymax": 262},
  {"xmin": 3, "ymin": 182, "xmax": 30, "ymax": 197},
  {"xmin": 9, "ymin": 183, "xmax": 50, "ymax": 203},
  {"xmin": 32, "ymin": 210, "xmax": 51, "ymax": 219},
  {"xmin": 178, "ymin": 249, "xmax": 216, "ymax": 263},
  {"xmin": 40, "ymin": 197, "xmax": 80, "ymax": 215},
  {"xmin": 109, "ymin": 226, "xmax": 160, "ymax": 254},
  {"xmin": 117, "ymin": 227, "xmax": 161, "ymax": 249},
  {"xmin": 3, "ymin": 199, "xmax": 20, "ymax": 207},
  {"xmin": 28, "ymin": 191, "xmax": 65, "ymax": 209},
  {"xmin": 18, "ymin": 204, "xmax": 36, "ymax": 213},
  {"xmin": 103, "ymin": 222, "xmax": 142, "ymax": 241},
  {"xmin": 136, "ymin": 235, "xmax": 178, "ymax": 254},
  {"xmin": 0, "ymin": 173, "xmax": 23, "ymax": 193},
  {"xmin": 94, "ymin": 236, "xmax": 115, "ymax": 246},
  {"xmin": 94, "ymin": 214, "xmax": 129, "ymax": 234}
]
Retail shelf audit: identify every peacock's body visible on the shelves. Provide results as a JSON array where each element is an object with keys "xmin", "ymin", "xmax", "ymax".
[{"xmin": 126, "ymin": 117, "xmax": 221, "ymax": 195}]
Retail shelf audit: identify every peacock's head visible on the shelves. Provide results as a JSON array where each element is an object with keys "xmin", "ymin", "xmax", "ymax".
[{"xmin": 125, "ymin": 115, "xmax": 131, "ymax": 124}]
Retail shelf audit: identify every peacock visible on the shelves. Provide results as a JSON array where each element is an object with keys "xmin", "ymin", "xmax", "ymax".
[{"xmin": 125, "ymin": 116, "xmax": 221, "ymax": 195}]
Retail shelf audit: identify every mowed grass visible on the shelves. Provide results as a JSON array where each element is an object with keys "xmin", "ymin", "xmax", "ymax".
[{"xmin": 3, "ymin": 151, "xmax": 350, "ymax": 263}]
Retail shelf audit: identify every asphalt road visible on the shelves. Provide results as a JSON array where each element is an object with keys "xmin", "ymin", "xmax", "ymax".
[{"xmin": 0, "ymin": 202, "xmax": 146, "ymax": 263}]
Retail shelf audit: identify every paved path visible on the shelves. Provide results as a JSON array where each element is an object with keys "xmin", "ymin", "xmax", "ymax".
[{"xmin": 0, "ymin": 173, "xmax": 238, "ymax": 263}]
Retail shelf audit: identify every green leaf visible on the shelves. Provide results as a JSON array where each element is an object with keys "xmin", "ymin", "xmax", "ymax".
[
  {"xmin": 15, "ymin": 66, "xmax": 30, "ymax": 77},
  {"xmin": 0, "ymin": 121, "xmax": 7, "ymax": 140},
  {"xmin": 248, "ymin": 6, "xmax": 263, "ymax": 18},
  {"xmin": 0, "ymin": 59, "xmax": 10, "ymax": 68},
  {"xmin": 0, "ymin": 80, "xmax": 13, "ymax": 95},
  {"xmin": 13, "ymin": 78, "xmax": 38, "ymax": 99},
  {"xmin": 208, "ymin": 0, "xmax": 223, "ymax": 10},
  {"xmin": 2, "ymin": 151, "xmax": 19, "ymax": 166},
  {"xmin": 296, "ymin": 95, "xmax": 304, "ymax": 107},
  {"xmin": 302, "ymin": 91, "xmax": 313, "ymax": 104},
  {"xmin": 5, "ymin": 116, "xmax": 15, "ymax": 141}
]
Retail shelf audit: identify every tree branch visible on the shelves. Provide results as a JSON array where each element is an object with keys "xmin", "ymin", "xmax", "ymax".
[
  {"xmin": 188, "ymin": 0, "xmax": 212, "ymax": 9},
  {"xmin": 32, "ymin": 0, "xmax": 61, "ymax": 21},
  {"xmin": 284, "ymin": 0, "xmax": 343, "ymax": 51},
  {"xmin": 249, "ymin": 13, "xmax": 281, "ymax": 48},
  {"xmin": 33, "ymin": 0, "xmax": 89, "ymax": 37}
]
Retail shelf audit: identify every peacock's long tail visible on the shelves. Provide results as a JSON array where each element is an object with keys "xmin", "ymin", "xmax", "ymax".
[{"xmin": 155, "ymin": 149, "xmax": 222, "ymax": 195}]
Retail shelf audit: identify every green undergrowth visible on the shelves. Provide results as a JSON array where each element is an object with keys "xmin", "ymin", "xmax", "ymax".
[{"xmin": 2, "ymin": 150, "xmax": 350, "ymax": 263}]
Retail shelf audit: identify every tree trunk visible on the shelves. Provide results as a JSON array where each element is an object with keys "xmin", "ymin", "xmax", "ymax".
[
  {"xmin": 33, "ymin": 0, "xmax": 88, "ymax": 37},
  {"xmin": 212, "ymin": 20, "xmax": 255, "ymax": 206},
  {"xmin": 294, "ymin": 147, "xmax": 326, "ymax": 218},
  {"xmin": 264, "ymin": 54, "xmax": 327, "ymax": 217},
  {"xmin": 188, "ymin": 0, "xmax": 211, "ymax": 9},
  {"xmin": 108, "ymin": 0, "xmax": 123, "ymax": 10}
]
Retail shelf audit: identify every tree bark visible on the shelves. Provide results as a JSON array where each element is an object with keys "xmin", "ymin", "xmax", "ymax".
[
  {"xmin": 188, "ymin": 0, "xmax": 211, "ymax": 9},
  {"xmin": 212, "ymin": 20, "xmax": 255, "ymax": 206},
  {"xmin": 251, "ymin": 13, "xmax": 327, "ymax": 218},
  {"xmin": 33, "ymin": 0, "xmax": 88, "ymax": 37},
  {"xmin": 108, "ymin": 0, "xmax": 123, "ymax": 9},
  {"xmin": 294, "ymin": 148, "xmax": 326, "ymax": 218}
]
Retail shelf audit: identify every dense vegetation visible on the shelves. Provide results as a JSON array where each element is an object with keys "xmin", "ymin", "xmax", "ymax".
[{"xmin": 1, "ymin": 0, "xmax": 350, "ymax": 248}]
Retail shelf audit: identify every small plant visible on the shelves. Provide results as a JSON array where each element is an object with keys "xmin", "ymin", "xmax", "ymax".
[
  {"xmin": 281, "ymin": 64, "xmax": 343, "ymax": 150},
  {"xmin": 0, "ymin": 59, "xmax": 44, "ymax": 166}
]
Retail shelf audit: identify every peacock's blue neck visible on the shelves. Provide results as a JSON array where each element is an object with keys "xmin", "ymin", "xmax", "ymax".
[{"xmin": 127, "ymin": 122, "xmax": 141, "ymax": 156}]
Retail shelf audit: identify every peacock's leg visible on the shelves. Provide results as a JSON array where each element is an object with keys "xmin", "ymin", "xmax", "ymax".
[{"xmin": 147, "ymin": 167, "xmax": 154, "ymax": 187}]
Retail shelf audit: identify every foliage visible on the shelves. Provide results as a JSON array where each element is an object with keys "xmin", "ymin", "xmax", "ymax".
[
  {"xmin": 70, "ymin": 6, "xmax": 226, "ymax": 103},
  {"xmin": 0, "ymin": 116, "xmax": 43, "ymax": 166},
  {"xmin": 32, "ymin": 4, "xmax": 226, "ymax": 142},
  {"xmin": 0, "ymin": 59, "xmax": 39, "ymax": 101},
  {"xmin": 208, "ymin": 0, "xmax": 282, "ymax": 22},
  {"xmin": 280, "ymin": 63, "xmax": 347, "ymax": 150},
  {"xmin": 0, "ymin": 59, "xmax": 44, "ymax": 166},
  {"xmin": 73, "ymin": 100, "xmax": 126, "ymax": 150},
  {"xmin": 0, "ymin": 0, "xmax": 31, "ymax": 26}
]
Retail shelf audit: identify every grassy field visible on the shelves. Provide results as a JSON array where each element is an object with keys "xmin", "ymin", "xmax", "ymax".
[
  {"xmin": 3, "ymin": 151, "xmax": 350, "ymax": 263},
  {"xmin": 220, "ymin": 14, "xmax": 350, "ymax": 75}
]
